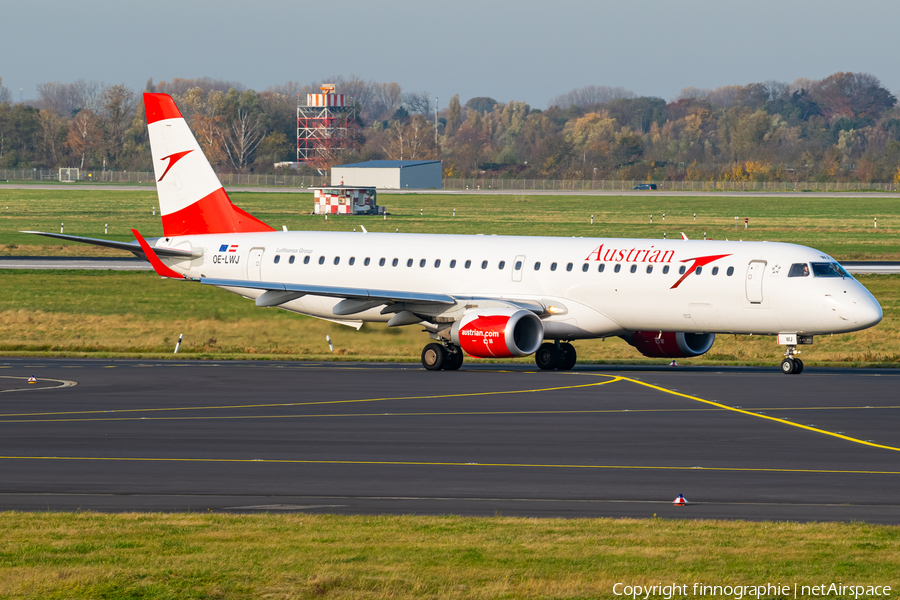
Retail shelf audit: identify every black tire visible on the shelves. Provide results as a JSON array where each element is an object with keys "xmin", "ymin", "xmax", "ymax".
[
  {"xmin": 780, "ymin": 358, "xmax": 795, "ymax": 375},
  {"xmin": 558, "ymin": 342, "xmax": 577, "ymax": 370},
  {"xmin": 535, "ymin": 343, "xmax": 560, "ymax": 370},
  {"xmin": 444, "ymin": 347, "xmax": 464, "ymax": 370},
  {"xmin": 422, "ymin": 343, "xmax": 446, "ymax": 371},
  {"xmin": 792, "ymin": 358, "xmax": 804, "ymax": 374}
]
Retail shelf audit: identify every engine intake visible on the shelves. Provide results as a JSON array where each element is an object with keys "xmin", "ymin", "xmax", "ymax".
[
  {"xmin": 621, "ymin": 331, "xmax": 715, "ymax": 358},
  {"xmin": 450, "ymin": 309, "xmax": 544, "ymax": 358}
]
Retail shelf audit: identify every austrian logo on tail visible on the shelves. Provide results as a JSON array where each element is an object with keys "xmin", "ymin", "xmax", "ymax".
[{"xmin": 158, "ymin": 150, "xmax": 194, "ymax": 182}]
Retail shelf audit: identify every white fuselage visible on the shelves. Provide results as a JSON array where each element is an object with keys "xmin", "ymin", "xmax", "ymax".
[{"xmin": 155, "ymin": 230, "xmax": 883, "ymax": 339}]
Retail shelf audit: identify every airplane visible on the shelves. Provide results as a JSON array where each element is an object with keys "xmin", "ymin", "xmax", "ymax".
[{"xmin": 24, "ymin": 93, "xmax": 883, "ymax": 375}]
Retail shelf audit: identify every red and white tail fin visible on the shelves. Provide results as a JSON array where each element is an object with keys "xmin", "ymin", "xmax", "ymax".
[{"xmin": 144, "ymin": 93, "xmax": 274, "ymax": 237}]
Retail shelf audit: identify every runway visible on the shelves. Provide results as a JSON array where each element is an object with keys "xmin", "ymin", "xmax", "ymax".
[{"xmin": 1, "ymin": 358, "xmax": 899, "ymax": 522}]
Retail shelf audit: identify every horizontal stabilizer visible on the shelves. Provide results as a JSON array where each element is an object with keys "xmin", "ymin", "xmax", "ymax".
[{"xmin": 21, "ymin": 231, "xmax": 198, "ymax": 259}]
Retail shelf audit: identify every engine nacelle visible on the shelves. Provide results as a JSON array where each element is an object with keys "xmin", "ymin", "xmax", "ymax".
[
  {"xmin": 450, "ymin": 309, "xmax": 544, "ymax": 358},
  {"xmin": 621, "ymin": 331, "xmax": 715, "ymax": 358}
]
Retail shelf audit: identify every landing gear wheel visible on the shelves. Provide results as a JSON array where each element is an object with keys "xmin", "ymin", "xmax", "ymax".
[
  {"xmin": 422, "ymin": 343, "xmax": 446, "ymax": 371},
  {"xmin": 558, "ymin": 342, "xmax": 577, "ymax": 371},
  {"xmin": 780, "ymin": 358, "xmax": 796, "ymax": 375},
  {"xmin": 444, "ymin": 347, "xmax": 464, "ymax": 370},
  {"xmin": 535, "ymin": 343, "xmax": 560, "ymax": 370},
  {"xmin": 792, "ymin": 358, "xmax": 803, "ymax": 374}
]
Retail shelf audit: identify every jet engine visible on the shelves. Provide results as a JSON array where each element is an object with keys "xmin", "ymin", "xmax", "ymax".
[
  {"xmin": 620, "ymin": 331, "xmax": 715, "ymax": 358},
  {"xmin": 450, "ymin": 309, "xmax": 544, "ymax": 358}
]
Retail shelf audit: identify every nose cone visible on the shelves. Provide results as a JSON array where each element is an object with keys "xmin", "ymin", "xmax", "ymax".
[{"xmin": 854, "ymin": 293, "xmax": 883, "ymax": 328}]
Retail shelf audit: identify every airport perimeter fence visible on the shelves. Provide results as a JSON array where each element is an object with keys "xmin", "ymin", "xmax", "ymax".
[{"xmin": 1, "ymin": 169, "xmax": 898, "ymax": 192}]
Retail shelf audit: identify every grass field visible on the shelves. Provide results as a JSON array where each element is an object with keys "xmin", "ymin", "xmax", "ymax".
[
  {"xmin": 1, "ymin": 512, "xmax": 898, "ymax": 599},
  {"xmin": 2, "ymin": 188, "xmax": 899, "ymax": 259}
]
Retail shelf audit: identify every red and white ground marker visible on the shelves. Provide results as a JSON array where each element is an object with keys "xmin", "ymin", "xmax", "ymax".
[
  {"xmin": 27, "ymin": 376, "xmax": 37, "ymax": 384},
  {"xmin": 670, "ymin": 360, "xmax": 678, "ymax": 367},
  {"xmin": 673, "ymin": 494, "xmax": 688, "ymax": 506}
]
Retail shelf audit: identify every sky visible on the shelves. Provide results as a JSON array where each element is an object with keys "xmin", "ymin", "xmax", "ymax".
[{"xmin": 3, "ymin": 0, "xmax": 898, "ymax": 110}]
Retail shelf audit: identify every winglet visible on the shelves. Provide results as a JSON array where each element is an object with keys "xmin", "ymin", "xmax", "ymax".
[
  {"xmin": 681, "ymin": 232, "xmax": 689, "ymax": 240},
  {"xmin": 131, "ymin": 229, "xmax": 185, "ymax": 279}
]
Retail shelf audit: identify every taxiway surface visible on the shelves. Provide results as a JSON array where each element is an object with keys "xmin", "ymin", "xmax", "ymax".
[{"xmin": 1, "ymin": 358, "xmax": 899, "ymax": 522}]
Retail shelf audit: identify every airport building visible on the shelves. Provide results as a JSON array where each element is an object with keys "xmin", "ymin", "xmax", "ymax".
[{"xmin": 331, "ymin": 160, "xmax": 442, "ymax": 189}]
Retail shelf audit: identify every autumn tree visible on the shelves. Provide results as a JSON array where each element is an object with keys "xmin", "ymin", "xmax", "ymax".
[
  {"xmin": 446, "ymin": 94, "xmax": 461, "ymax": 137},
  {"xmin": 66, "ymin": 109, "xmax": 100, "ymax": 169}
]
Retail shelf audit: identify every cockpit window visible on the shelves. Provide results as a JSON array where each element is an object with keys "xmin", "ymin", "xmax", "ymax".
[
  {"xmin": 811, "ymin": 262, "xmax": 851, "ymax": 278},
  {"xmin": 788, "ymin": 263, "xmax": 810, "ymax": 277}
]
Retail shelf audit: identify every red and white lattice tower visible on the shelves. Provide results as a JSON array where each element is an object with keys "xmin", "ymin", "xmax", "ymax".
[{"xmin": 297, "ymin": 84, "xmax": 355, "ymax": 163}]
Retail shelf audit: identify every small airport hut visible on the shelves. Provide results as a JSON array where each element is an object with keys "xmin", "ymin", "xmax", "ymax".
[
  {"xmin": 311, "ymin": 186, "xmax": 384, "ymax": 215},
  {"xmin": 331, "ymin": 160, "xmax": 443, "ymax": 190}
]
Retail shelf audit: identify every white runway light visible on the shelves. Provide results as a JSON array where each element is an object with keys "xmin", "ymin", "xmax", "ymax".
[
  {"xmin": 174, "ymin": 333, "xmax": 183, "ymax": 354},
  {"xmin": 326, "ymin": 335, "xmax": 333, "ymax": 352}
]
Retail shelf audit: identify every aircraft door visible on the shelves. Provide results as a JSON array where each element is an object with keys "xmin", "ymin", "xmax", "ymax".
[
  {"xmin": 512, "ymin": 255, "xmax": 525, "ymax": 282},
  {"xmin": 745, "ymin": 260, "xmax": 766, "ymax": 304},
  {"xmin": 248, "ymin": 248, "xmax": 264, "ymax": 281}
]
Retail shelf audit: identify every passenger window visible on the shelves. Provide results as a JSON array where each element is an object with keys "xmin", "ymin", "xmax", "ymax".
[
  {"xmin": 515, "ymin": 260, "xmax": 522, "ymax": 270},
  {"xmin": 788, "ymin": 263, "xmax": 810, "ymax": 277},
  {"xmin": 566, "ymin": 263, "xmax": 573, "ymax": 272},
  {"xmin": 534, "ymin": 262, "xmax": 541, "ymax": 271},
  {"xmin": 481, "ymin": 260, "xmax": 488, "ymax": 269},
  {"xmin": 695, "ymin": 267, "xmax": 702, "ymax": 275},
  {"xmin": 679, "ymin": 265, "xmax": 686, "ymax": 275},
  {"xmin": 450, "ymin": 259, "xmax": 457, "ymax": 268},
  {"xmin": 727, "ymin": 266, "xmax": 734, "ymax": 276},
  {"xmin": 662, "ymin": 265, "xmax": 669, "ymax": 274},
  {"xmin": 465, "ymin": 260, "xmax": 471, "ymax": 269},
  {"xmin": 711, "ymin": 266, "xmax": 718, "ymax": 275},
  {"xmin": 392, "ymin": 258, "xmax": 399, "ymax": 267},
  {"xmin": 289, "ymin": 255, "xmax": 295, "ymax": 264},
  {"xmin": 582, "ymin": 263, "xmax": 589, "ymax": 272},
  {"xmin": 318, "ymin": 256, "xmax": 325, "ymax": 265},
  {"xmin": 614, "ymin": 264, "xmax": 621, "ymax": 273},
  {"xmin": 304, "ymin": 255, "xmax": 311, "ymax": 265},
  {"xmin": 364, "ymin": 257, "xmax": 371, "ymax": 266},
  {"xmin": 274, "ymin": 255, "xmax": 281, "ymax": 264},
  {"xmin": 498, "ymin": 261, "xmax": 505, "ymax": 269},
  {"xmin": 407, "ymin": 259, "xmax": 413, "ymax": 267},
  {"xmin": 550, "ymin": 262, "xmax": 557, "ymax": 271},
  {"xmin": 334, "ymin": 257, "xmax": 340, "ymax": 265},
  {"xmin": 349, "ymin": 257, "xmax": 355, "ymax": 266},
  {"xmin": 646, "ymin": 265, "xmax": 653, "ymax": 274},
  {"xmin": 630, "ymin": 264, "xmax": 637, "ymax": 273},
  {"xmin": 598, "ymin": 264, "xmax": 605, "ymax": 273},
  {"xmin": 434, "ymin": 259, "xmax": 441, "ymax": 268},
  {"xmin": 419, "ymin": 259, "xmax": 426, "ymax": 267},
  {"xmin": 379, "ymin": 258, "xmax": 386, "ymax": 266}
]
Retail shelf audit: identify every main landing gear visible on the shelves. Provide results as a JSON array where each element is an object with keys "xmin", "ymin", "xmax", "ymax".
[
  {"xmin": 535, "ymin": 341, "xmax": 577, "ymax": 371},
  {"xmin": 421, "ymin": 343, "xmax": 464, "ymax": 371},
  {"xmin": 780, "ymin": 345, "xmax": 804, "ymax": 375}
]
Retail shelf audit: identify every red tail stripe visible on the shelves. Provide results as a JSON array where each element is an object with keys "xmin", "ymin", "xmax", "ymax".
[
  {"xmin": 161, "ymin": 187, "xmax": 275, "ymax": 237},
  {"xmin": 144, "ymin": 93, "xmax": 184, "ymax": 124}
]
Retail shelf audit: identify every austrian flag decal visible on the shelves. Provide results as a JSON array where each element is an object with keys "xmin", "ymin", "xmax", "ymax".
[{"xmin": 218, "ymin": 244, "xmax": 239, "ymax": 252}]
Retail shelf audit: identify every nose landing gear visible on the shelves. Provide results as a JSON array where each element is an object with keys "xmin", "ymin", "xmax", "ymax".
[{"xmin": 780, "ymin": 345, "xmax": 804, "ymax": 375}]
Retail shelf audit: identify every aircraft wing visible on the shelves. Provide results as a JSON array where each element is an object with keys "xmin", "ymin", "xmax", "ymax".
[
  {"xmin": 21, "ymin": 231, "xmax": 197, "ymax": 259},
  {"xmin": 198, "ymin": 277, "xmax": 457, "ymax": 306}
]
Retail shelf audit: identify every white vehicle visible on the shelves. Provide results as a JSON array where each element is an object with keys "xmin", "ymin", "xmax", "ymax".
[{"xmin": 26, "ymin": 93, "xmax": 883, "ymax": 374}]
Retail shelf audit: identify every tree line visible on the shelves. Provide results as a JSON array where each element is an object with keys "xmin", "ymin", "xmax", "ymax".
[{"xmin": 1, "ymin": 72, "xmax": 898, "ymax": 183}]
